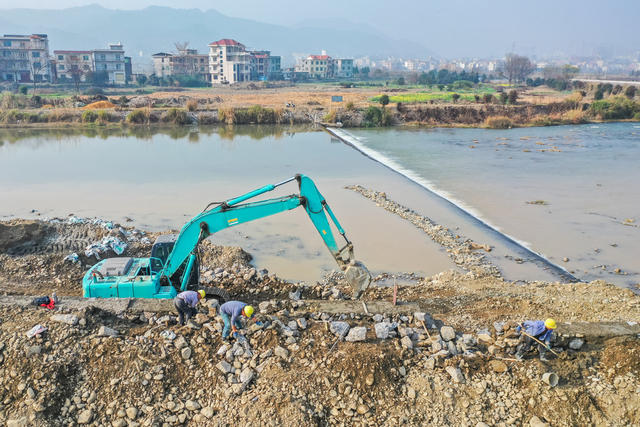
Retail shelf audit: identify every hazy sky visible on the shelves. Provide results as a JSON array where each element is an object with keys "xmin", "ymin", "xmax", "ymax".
[{"xmin": 1, "ymin": 1, "xmax": 639, "ymax": 57}]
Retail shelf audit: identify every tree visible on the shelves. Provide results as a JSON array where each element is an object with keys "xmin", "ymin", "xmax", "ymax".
[
  {"xmin": 625, "ymin": 85, "xmax": 637, "ymax": 99},
  {"xmin": 65, "ymin": 55, "xmax": 85, "ymax": 93},
  {"xmin": 508, "ymin": 90, "xmax": 518, "ymax": 104},
  {"xmin": 360, "ymin": 67, "xmax": 370, "ymax": 78},
  {"xmin": 137, "ymin": 74, "xmax": 148, "ymax": 86},
  {"xmin": 379, "ymin": 94, "xmax": 389, "ymax": 108},
  {"xmin": 499, "ymin": 92, "xmax": 508, "ymax": 104},
  {"xmin": 29, "ymin": 59, "xmax": 48, "ymax": 95},
  {"xmin": 504, "ymin": 53, "xmax": 535, "ymax": 84},
  {"xmin": 451, "ymin": 93, "xmax": 460, "ymax": 103},
  {"xmin": 86, "ymin": 70, "xmax": 109, "ymax": 87},
  {"xmin": 483, "ymin": 93, "xmax": 494, "ymax": 104},
  {"xmin": 396, "ymin": 76, "xmax": 405, "ymax": 85}
]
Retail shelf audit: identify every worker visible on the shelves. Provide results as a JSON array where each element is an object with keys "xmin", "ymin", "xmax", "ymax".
[
  {"xmin": 515, "ymin": 318, "xmax": 557, "ymax": 361},
  {"xmin": 219, "ymin": 300, "xmax": 254, "ymax": 340},
  {"xmin": 174, "ymin": 289, "xmax": 206, "ymax": 326}
]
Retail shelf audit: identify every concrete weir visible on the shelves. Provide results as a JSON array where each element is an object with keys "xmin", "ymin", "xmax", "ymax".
[{"xmin": 322, "ymin": 125, "xmax": 579, "ymax": 283}]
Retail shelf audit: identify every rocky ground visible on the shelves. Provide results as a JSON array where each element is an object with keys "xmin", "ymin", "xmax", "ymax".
[{"xmin": 1, "ymin": 215, "xmax": 640, "ymax": 426}]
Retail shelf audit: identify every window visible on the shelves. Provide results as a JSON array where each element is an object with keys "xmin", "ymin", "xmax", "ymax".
[
  {"xmin": 100, "ymin": 54, "xmax": 106, "ymax": 60},
  {"xmin": 116, "ymin": 64, "xmax": 121, "ymax": 70},
  {"xmin": 115, "ymin": 55, "xmax": 121, "ymax": 60},
  {"xmin": 58, "ymin": 55, "xmax": 64, "ymax": 60},
  {"xmin": 33, "ymin": 62, "xmax": 41, "ymax": 69},
  {"xmin": 83, "ymin": 55, "xmax": 89, "ymax": 61},
  {"xmin": 32, "ymin": 51, "xmax": 40, "ymax": 58},
  {"xmin": 59, "ymin": 64, "xmax": 65, "ymax": 70},
  {"xmin": 3, "ymin": 41, "xmax": 10, "ymax": 47}
]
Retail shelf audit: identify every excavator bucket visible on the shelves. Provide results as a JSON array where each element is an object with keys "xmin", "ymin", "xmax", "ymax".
[{"xmin": 344, "ymin": 261, "xmax": 371, "ymax": 298}]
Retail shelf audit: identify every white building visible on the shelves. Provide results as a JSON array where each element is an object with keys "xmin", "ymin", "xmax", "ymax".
[
  {"xmin": 208, "ymin": 39, "xmax": 252, "ymax": 84},
  {"xmin": 91, "ymin": 43, "xmax": 126, "ymax": 85},
  {"xmin": 0, "ymin": 34, "xmax": 50, "ymax": 82}
]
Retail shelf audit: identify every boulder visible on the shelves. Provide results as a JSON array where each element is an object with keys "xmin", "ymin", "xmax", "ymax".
[
  {"xmin": 97, "ymin": 326, "xmax": 118, "ymax": 337},
  {"xmin": 50, "ymin": 314, "xmax": 79, "ymax": 326},
  {"xmin": 217, "ymin": 360, "xmax": 233, "ymax": 374},
  {"xmin": 345, "ymin": 326, "xmax": 367, "ymax": 342},
  {"xmin": 375, "ymin": 322, "xmax": 392, "ymax": 339},
  {"xmin": 569, "ymin": 338, "xmax": 584, "ymax": 350},
  {"xmin": 440, "ymin": 326, "xmax": 456, "ymax": 341},
  {"xmin": 274, "ymin": 346, "xmax": 289, "ymax": 359},
  {"xmin": 488, "ymin": 360, "xmax": 508, "ymax": 373},
  {"xmin": 329, "ymin": 321, "xmax": 350, "ymax": 337},
  {"xmin": 445, "ymin": 366, "xmax": 465, "ymax": 383},
  {"xmin": 77, "ymin": 409, "xmax": 94, "ymax": 424},
  {"xmin": 401, "ymin": 336, "xmax": 413, "ymax": 349}
]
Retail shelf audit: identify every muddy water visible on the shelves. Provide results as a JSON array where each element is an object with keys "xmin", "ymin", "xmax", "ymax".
[
  {"xmin": 0, "ymin": 126, "xmax": 456, "ymax": 283},
  {"xmin": 346, "ymin": 123, "xmax": 640, "ymax": 288}
]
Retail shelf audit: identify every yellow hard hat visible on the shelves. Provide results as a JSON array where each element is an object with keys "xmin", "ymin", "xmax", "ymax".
[
  {"xmin": 197, "ymin": 290, "xmax": 206, "ymax": 299},
  {"xmin": 545, "ymin": 318, "xmax": 557, "ymax": 329},
  {"xmin": 243, "ymin": 305, "xmax": 254, "ymax": 317}
]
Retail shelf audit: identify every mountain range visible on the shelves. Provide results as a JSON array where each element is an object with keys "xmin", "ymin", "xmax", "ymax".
[{"xmin": 0, "ymin": 5, "xmax": 435, "ymax": 67}]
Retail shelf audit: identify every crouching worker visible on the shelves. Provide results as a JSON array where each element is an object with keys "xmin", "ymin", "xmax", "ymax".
[
  {"xmin": 174, "ymin": 290, "xmax": 206, "ymax": 326},
  {"xmin": 220, "ymin": 300, "xmax": 254, "ymax": 340},
  {"xmin": 516, "ymin": 318, "xmax": 557, "ymax": 361}
]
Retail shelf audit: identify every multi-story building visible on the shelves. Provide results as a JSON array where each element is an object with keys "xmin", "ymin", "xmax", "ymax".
[
  {"xmin": 151, "ymin": 48, "xmax": 209, "ymax": 81},
  {"xmin": 208, "ymin": 39, "xmax": 253, "ymax": 84},
  {"xmin": 295, "ymin": 53, "xmax": 354, "ymax": 79},
  {"xmin": 268, "ymin": 55, "xmax": 282, "ymax": 80},
  {"xmin": 51, "ymin": 50, "xmax": 92, "ymax": 82},
  {"xmin": 0, "ymin": 34, "xmax": 50, "ymax": 83},
  {"xmin": 91, "ymin": 43, "xmax": 126, "ymax": 85}
]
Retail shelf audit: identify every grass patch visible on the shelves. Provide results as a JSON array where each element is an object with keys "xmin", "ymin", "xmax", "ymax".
[{"xmin": 371, "ymin": 87, "xmax": 495, "ymax": 104}]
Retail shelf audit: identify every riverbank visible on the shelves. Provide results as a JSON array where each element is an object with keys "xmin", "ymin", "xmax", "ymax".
[
  {"xmin": 0, "ymin": 218, "xmax": 639, "ymax": 425},
  {"xmin": 1, "ymin": 83, "xmax": 639, "ymax": 129}
]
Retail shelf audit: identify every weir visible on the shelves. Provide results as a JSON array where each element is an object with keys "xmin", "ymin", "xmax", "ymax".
[{"xmin": 323, "ymin": 126, "xmax": 579, "ymax": 283}]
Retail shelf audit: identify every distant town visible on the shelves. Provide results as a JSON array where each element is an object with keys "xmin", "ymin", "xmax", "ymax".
[{"xmin": 1, "ymin": 33, "xmax": 639, "ymax": 88}]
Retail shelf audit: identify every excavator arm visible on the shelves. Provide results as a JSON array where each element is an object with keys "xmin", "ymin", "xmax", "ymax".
[{"xmin": 162, "ymin": 174, "xmax": 371, "ymax": 297}]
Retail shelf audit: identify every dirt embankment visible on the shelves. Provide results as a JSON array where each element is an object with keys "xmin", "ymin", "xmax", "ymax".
[{"xmin": 1, "ymin": 219, "xmax": 640, "ymax": 425}]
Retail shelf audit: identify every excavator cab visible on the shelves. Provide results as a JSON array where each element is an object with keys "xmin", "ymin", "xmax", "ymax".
[{"xmin": 151, "ymin": 234, "xmax": 199, "ymax": 291}]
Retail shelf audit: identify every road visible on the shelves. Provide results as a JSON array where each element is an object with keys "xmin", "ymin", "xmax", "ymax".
[{"xmin": 573, "ymin": 78, "xmax": 640, "ymax": 86}]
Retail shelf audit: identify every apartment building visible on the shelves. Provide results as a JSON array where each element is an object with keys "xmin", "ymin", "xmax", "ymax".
[
  {"xmin": 295, "ymin": 53, "xmax": 354, "ymax": 79},
  {"xmin": 92, "ymin": 43, "xmax": 126, "ymax": 85},
  {"xmin": 51, "ymin": 50, "xmax": 92, "ymax": 82},
  {"xmin": 0, "ymin": 34, "xmax": 50, "ymax": 82},
  {"xmin": 208, "ymin": 39, "xmax": 252, "ymax": 84},
  {"xmin": 151, "ymin": 48, "xmax": 209, "ymax": 81}
]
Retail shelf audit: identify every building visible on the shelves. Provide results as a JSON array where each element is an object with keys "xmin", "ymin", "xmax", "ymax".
[
  {"xmin": 151, "ymin": 48, "xmax": 209, "ymax": 81},
  {"xmin": 124, "ymin": 57, "xmax": 132, "ymax": 84},
  {"xmin": 295, "ymin": 53, "xmax": 354, "ymax": 79},
  {"xmin": 208, "ymin": 39, "xmax": 253, "ymax": 84},
  {"xmin": 0, "ymin": 34, "xmax": 50, "ymax": 83},
  {"xmin": 268, "ymin": 55, "xmax": 282, "ymax": 80},
  {"xmin": 51, "ymin": 50, "xmax": 92, "ymax": 82},
  {"xmin": 91, "ymin": 43, "xmax": 126, "ymax": 85}
]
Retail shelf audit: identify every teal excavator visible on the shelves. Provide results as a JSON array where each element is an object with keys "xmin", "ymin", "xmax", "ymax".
[{"xmin": 82, "ymin": 174, "xmax": 371, "ymax": 300}]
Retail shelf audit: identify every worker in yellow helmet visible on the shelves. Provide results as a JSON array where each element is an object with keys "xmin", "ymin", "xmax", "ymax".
[
  {"xmin": 220, "ymin": 300, "xmax": 255, "ymax": 340},
  {"xmin": 174, "ymin": 289, "xmax": 206, "ymax": 326},
  {"xmin": 515, "ymin": 318, "xmax": 557, "ymax": 361}
]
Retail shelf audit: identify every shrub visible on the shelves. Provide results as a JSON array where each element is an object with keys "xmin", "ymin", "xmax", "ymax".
[
  {"xmin": 474, "ymin": 94, "xmax": 480, "ymax": 103},
  {"xmin": 634, "ymin": 112, "xmax": 640, "ymax": 120},
  {"xmin": 84, "ymin": 87, "xmax": 105, "ymax": 96},
  {"xmin": 625, "ymin": 86, "xmax": 637, "ymax": 99},
  {"xmin": 483, "ymin": 93, "xmax": 494, "ymax": 104},
  {"xmin": 19, "ymin": 86, "xmax": 28, "ymax": 95},
  {"xmin": 364, "ymin": 106, "xmax": 383, "ymax": 126},
  {"xmin": 323, "ymin": 110, "xmax": 337, "ymax": 123},
  {"xmin": 499, "ymin": 92, "xmax": 508, "ymax": 105},
  {"xmin": 247, "ymin": 105, "xmax": 276, "ymax": 124},
  {"xmin": 345, "ymin": 101, "xmax": 355, "ymax": 111},
  {"xmin": 82, "ymin": 110, "xmax": 98, "ymax": 123},
  {"xmin": 97, "ymin": 110, "xmax": 111, "ymax": 124},
  {"xmin": 485, "ymin": 116, "xmax": 513, "ymax": 129},
  {"xmin": 162, "ymin": 108, "xmax": 191, "ymax": 125},
  {"xmin": 380, "ymin": 108, "xmax": 393, "ymax": 126},
  {"xmin": 379, "ymin": 94, "xmax": 390, "ymax": 108},
  {"xmin": 127, "ymin": 108, "xmax": 150, "ymax": 124},
  {"xmin": 451, "ymin": 93, "xmax": 460, "ymax": 103},
  {"xmin": 186, "ymin": 99, "xmax": 198, "ymax": 112},
  {"xmin": 218, "ymin": 108, "xmax": 235, "ymax": 125},
  {"xmin": 451, "ymin": 80, "xmax": 474, "ymax": 90},
  {"xmin": 589, "ymin": 97, "xmax": 640, "ymax": 120},
  {"xmin": 594, "ymin": 89, "xmax": 604, "ymax": 100},
  {"xmin": 612, "ymin": 85, "xmax": 623, "ymax": 95},
  {"xmin": 508, "ymin": 90, "xmax": 518, "ymax": 104},
  {"xmin": 562, "ymin": 109, "xmax": 586, "ymax": 124}
]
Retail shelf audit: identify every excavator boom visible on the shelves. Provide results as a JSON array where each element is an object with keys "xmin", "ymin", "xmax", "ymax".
[{"xmin": 162, "ymin": 174, "xmax": 370, "ymax": 297}]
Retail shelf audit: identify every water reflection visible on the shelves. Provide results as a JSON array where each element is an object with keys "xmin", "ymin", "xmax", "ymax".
[{"xmin": 0, "ymin": 124, "xmax": 316, "ymax": 145}]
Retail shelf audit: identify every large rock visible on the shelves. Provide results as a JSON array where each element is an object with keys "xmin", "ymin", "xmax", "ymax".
[
  {"xmin": 329, "ymin": 321, "xmax": 350, "ymax": 337},
  {"xmin": 50, "ymin": 314, "xmax": 79, "ymax": 326},
  {"xmin": 97, "ymin": 326, "xmax": 118, "ymax": 337},
  {"xmin": 375, "ymin": 322, "xmax": 392, "ymax": 339},
  {"xmin": 569, "ymin": 338, "xmax": 584, "ymax": 350},
  {"xmin": 345, "ymin": 326, "xmax": 367, "ymax": 342},
  {"xmin": 401, "ymin": 336, "xmax": 413, "ymax": 349},
  {"xmin": 217, "ymin": 360, "xmax": 233, "ymax": 374},
  {"xmin": 440, "ymin": 326, "xmax": 456, "ymax": 341},
  {"xmin": 77, "ymin": 409, "xmax": 94, "ymax": 424},
  {"xmin": 181, "ymin": 347, "xmax": 192, "ymax": 360},
  {"xmin": 488, "ymin": 360, "xmax": 508, "ymax": 373},
  {"xmin": 126, "ymin": 407, "xmax": 138, "ymax": 420},
  {"xmin": 174, "ymin": 335, "xmax": 187, "ymax": 349},
  {"xmin": 274, "ymin": 346, "xmax": 289, "ymax": 359},
  {"xmin": 185, "ymin": 400, "xmax": 201, "ymax": 411},
  {"xmin": 7, "ymin": 418, "xmax": 28, "ymax": 427},
  {"xmin": 445, "ymin": 366, "xmax": 465, "ymax": 383},
  {"xmin": 240, "ymin": 367, "xmax": 255, "ymax": 384}
]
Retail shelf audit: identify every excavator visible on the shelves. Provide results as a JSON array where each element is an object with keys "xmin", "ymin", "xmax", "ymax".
[{"xmin": 82, "ymin": 174, "xmax": 371, "ymax": 300}]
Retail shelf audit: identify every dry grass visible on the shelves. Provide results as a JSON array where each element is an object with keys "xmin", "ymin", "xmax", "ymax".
[{"xmin": 83, "ymin": 100, "xmax": 116, "ymax": 110}]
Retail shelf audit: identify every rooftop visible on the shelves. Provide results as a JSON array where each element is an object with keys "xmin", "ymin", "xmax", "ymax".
[
  {"xmin": 309, "ymin": 55, "xmax": 330, "ymax": 60},
  {"xmin": 208, "ymin": 39, "xmax": 244, "ymax": 47}
]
